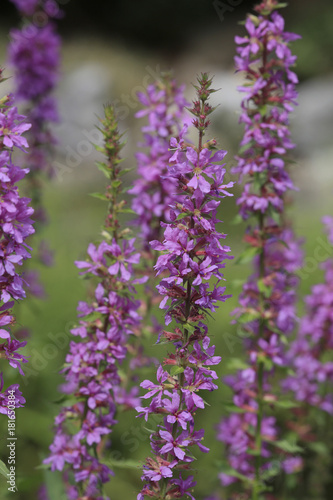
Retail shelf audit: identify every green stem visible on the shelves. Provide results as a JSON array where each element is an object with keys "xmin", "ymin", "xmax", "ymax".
[
  {"xmin": 253, "ymin": 360, "xmax": 264, "ymax": 500},
  {"xmin": 252, "ymin": 212, "xmax": 265, "ymax": 500}
]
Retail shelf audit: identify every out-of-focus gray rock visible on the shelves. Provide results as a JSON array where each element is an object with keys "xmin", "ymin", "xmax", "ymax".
[
  {"xmin": 52, "ymin": 63, "xmax": 115, "ymax": 183},
  {"xmin": 56, "ymin": 63, "xmax": 113, "ymax": 149},
  {"xmin": 293, "ymin": 74, "xmax": 333, "ymax": 155},
  {"xmin": 209, "ymin": 70, "xmax": 244, "ymax": 151}
]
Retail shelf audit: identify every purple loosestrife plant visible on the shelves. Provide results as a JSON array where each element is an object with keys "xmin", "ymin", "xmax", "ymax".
[
  {"xmin": 130, "ymin": 74, "xmax": 190, "ymax": 250},
  {"xmin": 284, "ymin": 218, "xmax": 333, "ymax": 413},
  {"xmin": 216, "ymin": 1, "xmax": 303, "ymax": 498},
  {"xmin": 0, "ymin": 69, "xmax": 34, "ymax": 411},
  {"xmin": 8, "ymin": 0, "xmax": 61, "ymax": 298},
  {"xmin": 136, "ymin": 73, "xmax": 234, "ymax": 500},
  {"xmin": 121, "ymin": 75, "xmax": 190, "ymax": 401},
  {"xmin": 44, "ymin": 106, "xmax": 146, "ymax": 499},
  {"xmin": 281, "ymin": 217, "xmax": 333, "ymax": 496}
]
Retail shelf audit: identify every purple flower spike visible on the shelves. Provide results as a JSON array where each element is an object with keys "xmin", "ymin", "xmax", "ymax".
[
  {"xmin": 8, "ymin": 0, "xmax": 61, "ymax": 302},
  {"xmin": 130, "ymin": 76, "xmax": 190, "ymax": 250},
  {"xmin": 44, "ymin": 107, "xmax": 145, "ymax": 496},
  {"xmin": 217, "ymin": 1, "xmax": 303, "ymax": 496},
  {"xmin": 0, "ymin": 69, "xmax": 33, "ymax": 418},
  {"xmin": 136, "ymin": 73, "xmax": 233, "ymax": 500},
  {"xmin": 283, "ymin": 218, "xmax": 333, "ymax": 421}
]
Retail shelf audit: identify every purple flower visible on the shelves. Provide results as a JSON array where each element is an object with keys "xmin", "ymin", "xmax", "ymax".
[
  {"xmin": 159, "ymin": 429, "xmax": 190, "ymax": 460},
  {"xmin": 0, "ymin": 373, "xmax": 26, "ymax": 415},
  {"xmin": 0, "ymin": 339, "xmax": 28, "ymax": 375},
  {"xmin": 140, "ymin": 365, "xmax": 170, "ymax": 402},
  {"xmin": 0, "ymin": 107, "xmax": 31, "ymax": 149},
  {"xmin": 162, "ymin": 392, "xmax": 192, "ymax": 430},
  {"xmin": 141, "ymin": 457, "xmax": 176, "ymax": 482}
]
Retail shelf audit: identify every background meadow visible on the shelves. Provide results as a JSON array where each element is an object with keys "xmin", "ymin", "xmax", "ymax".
[{"xmin": 0, "ymin": 0, "xmax": 333, "ymax": 498}]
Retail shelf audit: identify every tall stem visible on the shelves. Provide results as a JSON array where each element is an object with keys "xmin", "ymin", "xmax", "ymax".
[{"xmin": 253, "ymin": 212, "xmax": 265, "ymax": 500}]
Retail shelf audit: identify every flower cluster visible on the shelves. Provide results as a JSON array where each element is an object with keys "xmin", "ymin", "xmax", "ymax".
[
  {"xmin": 217, "ymin": 1, "xmax": 303, "ymax": 495},
  {"xmin": 0, "ymin": 70, "xmax": 34, "ymax": 413},
  {"xmin": 136, "ymin": 73, "xmax": 233, "ymax": 500},
  {"xmin": 44, "ymin": 107, "xmax": 145, "ymax": 498},
  {"xmin": 123, "ymin": 76, "xmax": 189, "ymax": 396},
  {"xmin": 9, "ymin": 0, "xmax": 60, "ymax": 178},
  {"xmin": 130, "ymin": 75, "xmax": 189, "ymax": 249},
  {"xmin": 8, "ymin": 0, "xmax": 61, "ymax": 299},
  {"xmin": 283, "ymin": 217, "xmax": 333, "ymax": 413}
]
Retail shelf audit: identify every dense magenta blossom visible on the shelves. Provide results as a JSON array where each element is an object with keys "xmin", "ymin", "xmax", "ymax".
[
  {"xmin": 8, "ymin": 0, "xmax": 60, "ymax": 176},
  {"xmin": 8, "ymin": 0, "xmax": 60, "ymax": 302},
  {"xmin": 217, "ymin": 1, "xmax": 303, "ymax": 494},
  {"xmin": 136, "ymin": 74, "xmax": 233, "ymax": 500},
  {"xmin": 129, "ymin": 77, "xmax": 189, "ymax": 249},
  {"xmin": 0, "ymin": 70, "xmax": 34, "ymax": 414},
  {"xmin": 124, "ymin": 77, "xmax": 189, "ymax": 423},
  {"xmin": 0, "ymin": 373, "xmax": 26, "ymax": 415},
  {"xmin": 9, "ymin": 24, "xmax": 60, "ymax": 104},
  {"xmin": 283, "ymin": 218, "xmax": 333, "ymax": 414}
]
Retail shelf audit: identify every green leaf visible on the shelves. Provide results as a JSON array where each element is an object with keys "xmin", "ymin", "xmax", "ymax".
[
  {"xmin": 238, "ymin": 142, "xmax": 251, "ymax": 155},
  {"xmin": 119, "ymin": 208, "xmax": 136, "ymax": 214},
  {"xmin": 183, "ymin": 322, "xmax": 195, "ymax": 334},
  {"xmin": 270, "ymin": 211, "xmax": 281, "ymax": 224},
  {"xmin": 274, "ymin": 238, "xmax": 289, "ymax": 249},
  {"xmin": 273, "ymin": 400, "xmax": 300, "ymax": 409},
  {"xmin": 103, "ymin": 459, "xmax": 140, "ymax": 470},
  {"xmin": 112, "ymin": 180, "xmax": 122, "ymax": 188},
  {"xmin": 308, "ymin": 441, "xmax": 329, "ymax": 456},
  {"xmin": 227, "ymin": 357, "xmax": 249, "ymax": 371},
  {"xmin": 235, "ymin": 246, "xmax": 261, "ymax": 265},
  {"xmin": 231, "ymin": 279, "xmax": 246, "ymax": 289},
  {"xmin": 259, "ymin": 355, "xmax": 273, "ymax": 371},
  {"xmin": 257, "ymin": 279, "xmax": 271, "ymax": 297},
  {"xmin": 96, "ymin": 161, "xmax": 110, "ymax": 178},
  {"xmin": 272, "ymin": 440, "xmax": 302, "ymax": 454},
  {"xmin": 224, "ymin": 403, "xmax": 247, "ymax": 414},
  {"xmin": 143, "ymin": 426, "xmax": 156, "ymax": 434},
  {"xmin": 238, "ymin": 310, "xmax": 261, "ymax": 324},
  {"xmin": 246, "ymin": 449, "xmax": 262, "ymax": 457},
  {"xmin": 0, "ymin": 459, "xmax": 9, "ymax": 480},
  {"xmin": 176, "ymin": 213, "xmax": 189, "ymax": 220},
  {"xmin": 89, "ymin": 192, "xmax": 108, "ymax": 201},
  {"xmin": 55, "ymin": 395, "xmax": 85, "ymax": 407},
  {"xmin": 219, "ymin": 467, "xmax": 254, "ymax": 484},
  {"xmin": 119, "ymin": 167, "xmax": 133, "ymax": 176},
  {"xmin": 259, "ymin": 104, "xmax": 268, "ymax": 117},
  {"xmin": 230, "ymin": 214, "xmax": 243, "ymax": 225},
  {"xmin": 170, "ymin": 366, "xmax": 185, "ymax": 376}
]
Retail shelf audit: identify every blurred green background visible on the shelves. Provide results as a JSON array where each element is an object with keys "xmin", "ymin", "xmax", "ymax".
[{"xmin": 0, "ymin": 0, "xmax": 333, "ymax": 498}]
